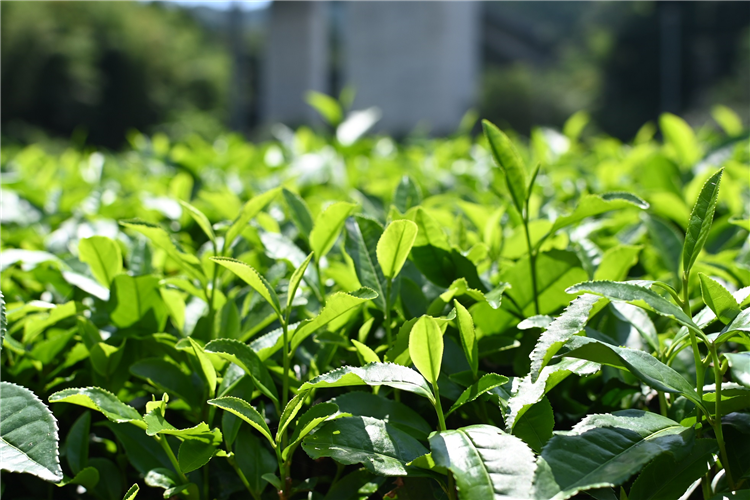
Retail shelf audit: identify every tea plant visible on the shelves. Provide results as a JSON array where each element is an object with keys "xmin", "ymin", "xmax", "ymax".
[{"xmin": 2, "ymin": 105, "xmax": 749, "ymax": 500}]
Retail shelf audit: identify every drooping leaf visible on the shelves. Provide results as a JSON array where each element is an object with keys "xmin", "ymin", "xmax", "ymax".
[
  {"xmin": 699, "ymin": 273, "xmax": 741, "ymax": 325},
  {"xmin": 430, "ymin": 424, "xmax": 536, "ymax": 500},
  {"xmin": 224, "ymin": 187, "xmax": 281, "ymax": 251},
  {"xmin": 725, "ymin": 352, "xmax": 750, "ymax": 389},
  {"xmin": 550, "ymin": 193, "xmax": 649, "ymax": 234},
  {"xmin": 300, "ymin": 363, "xmax": 435, "ymax": 404},
  {"xmin": 49, "ymin": 387, "xmax": 145, "ymax": 428},
  {"xmin": 1, "ymin": 382, "xmax": 63, "ymax": 482},
  {"xmin": 628, "ymin": 439, "xmax": 717, "ymax": 500},
  {"xmin": 557, "ymin": 336, "xmax": 704, "ymax": 410},
  {"xmin": 207, "ymin": 397, "xmax": 274, "ymax": 447},
  {"xmin": 178, "ymin": 200, "xmax": 215, "ymax": 243},
  {"xmin": 211, "ymin": 257, "xmax": 281, "ymax": 317},
  {"xmin": 302, "ymin": 416, "xmax": 428, "ymax": 476},
  {"xmin": 377, "ymin": 219, "xmax": 418, "ymax": 279},
  {"xmin": 454, "ymin": 300, "xmax": 478, "ymax": 377},
  {"xmin": 408, "ymin": 315, "xmax": 444, "ymax": 385},
  {"xmin": 78, "ymin": 236, "xmax": 123, "ymax": 287},
  {"xmin": 447, "ymin": 373, "xmax": 509, "ymax": 416},
  {"xmin": 681, "ymin": 168, "xmax": 723, "ymax": 275},
  {"xmin": 204, "ymin": 338, "xmax": 278, "ymax": 405},
  {"xmin": 529, "ymin": 294, "xmax": 600, "ymax": 381},
  {"xmin": 566, "ymin": 280, "xmax": 699, "ymax": 331},
  {"xmin": 483, "ymin": 120, "xmax": 527, "ymax": 213},
  {"xmin": 310, "ymin": 201, "xmax": 356, "ymax": 261},
  {"xmin": 536, "ymin": 410, "xmax": 694, "ymax": 500}
]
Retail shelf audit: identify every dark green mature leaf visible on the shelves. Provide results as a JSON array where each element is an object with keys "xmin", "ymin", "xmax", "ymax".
[
  {"xmin": 448, "ymin": 373, "xmax": 509, "ymax": 416},
  {"xmin": 178, "ymin": 200, "xmax": 215, "ymax": 243},
  {"xmin": 430, "ymin": 424, "xmax": 536, "ymax": 500},
  {"xmin": 409, "ymin": 315, "xmax": 443, "ymax": 385},
  {"xmin": 550, "ymin": 192, "xmax": 649, "ymax": 234},
  {"xmin": 628, "ymin": 439, "xmax": 717, "ymax": 500},
  {"xmin": 1, "ymin": 382, "xmax": 63, "ymax": 482},
  {"xmin": 89, "ymin": 457, "xmax": 122, "ymax": 500},
  {"xmin": 699, "ymin": 273, "xmax": 740, "ymax": 325},
  {"xmin": 721, "ymin": 412, "xmax": 750, "ymax": 482},
  {"xmin": 178, "ymin": 434, "xmax": 219, "ymax": 473},
  {"xmin": 234, "ymin": 428, "xmax": 277, "ymax": 498},
  {"xmin": 211, "ymin": 257, "xmax": 281, "ymax": 317},
  {"xmin": 50, "ymin": 387, "xmax": 145, "ymax": 428},
  {"xmin": 643, "ymin": 214, "xmax": 683, "ymax": 282},
  {"xmin": 610, "ymin": 302, "xmax": 660, "ymax": 353},
  {"xmin": 302, "ymin": 416, "xmax": 428, "ymax": 476},
  {"xmin": 529, "ymin": 294, "xmax": 600, "ymax": 381},
  {"xmin": 204, "ymin": 338, "xmax": 279, "ymax": 407},
  {"xmin": 567, "ymin": 280, "xmax": 699, "ymax": 331},
  {"xmin": 65, "ymin": 411, "xmax": 91, "ymax": 476},
  {"xmin": 78, "ymin": 236, "xmax": 123, "ymax": 287},
  {"xmin": 483, "ymin": 120, "xmax": 527, "ymax": 213},
  {"xmin": 207, "ymin": 397, "xmax": 274, "ymax": 447},
  {"xmin": 300, "ymin": 363, "xmax": 435, "ymax": 404},
  {"xmin": 682, "ymin": 168, "xmax": 723, "ymax": 275},
  {"xmin": 323, "ymin": 469, "xmax": 385, "ymax": 500},
  {"xmin": 557, "ymin": 336, "xmax": 704, "ymax": 410},
  {"xmin": 224, "ymin": 187, "xmax": 281, "ymax": 251},
  {"xmin": 130, "ymin": 358, "xmax": 201, "ymax": 408},
  {"xmin": 284, "ymin": 403, "xmax": 344, "ymax": 460},
  {"xmin": 536, "ymin": 410, "xmax": 694, "ymax": 500},
  {"xmin": 725, "ymin": 353, "xmax": 750, "ymax": 388},
  {"xmin": 329, "ymin": 392, "xmax": 432, "ymax": 440},
  {"xmin": 377, "ymin": 219, "xmax": 418, "ymax": 279},
  {"xmin": 310, "ymin": 201, "xmax": 356, "ymax": 261},
  {"xmin": 512, "ymin": 397, "xmax": 554, "ymax": 453},
  {"xmin": 345, "ymin": 216, "xmax": 387, "ymax": 310},
  {"xmin": 393, "ymin": 175, "xmax": 422, "ymax": 213}
]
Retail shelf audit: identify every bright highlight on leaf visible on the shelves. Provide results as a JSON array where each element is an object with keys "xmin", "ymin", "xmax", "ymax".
[{"xmin": 377, "ymin": 219, "xmax": 418, "ymax": 279}]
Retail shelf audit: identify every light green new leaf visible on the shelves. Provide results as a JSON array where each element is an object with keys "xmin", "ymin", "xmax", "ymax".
[
  {"xmin": 430, "ymin": 425, "xmax": 535, "ymax": 500},
  {"xmin": 551, "ymin": 193, "xmax": 649, "ymax": 234},
  {"xmin": 393, "ymin": 175, "xmax": 422, "ymax": 213},
  {"xmin": 593, "ymin": 245, "xmax": 642, "ymax": 282},
  {"xmin": 290, "ymin": 287, "xmax": 378, "ymax": 352},
  {"xmin": 682, "ymin": 168, "xmax": 723, "ymax": 275},
  {"xmin": 109, "ymin": 275, "xmax": 167, "ymax": 329},
  {"xmin": 483, "ymin": 120, "xmax": 527, "ymax": 214},
  {"xmin": 283, "ymin": 188, "xmax": 314, "ymax": 240},
  {"xmin": 302, "ymin": 416, "xmax": 428, "ymax": 476},
  {"xmin": 725, "ymin": 352, "xmax": 750, "ymax": 388},
  {"xmin": 122, "ymin": 484, "xmax": 139, "ymax": 500},
  {"xmin": 567, "ymin": 280, "xmax": 699, "ymax": 332},
  {"xmin": 408, "ymin": 315, "xmax": 444, "ymax": 385},
  {"xmin": 224, "ymin": 187, "xmax": 281, "ymax": 251},
  {"xmin": 447, "ymin": 373, "xmax": 509, "ymax": 416},
  {"xmin": 207, "ymin": 397, "xmax": 274, "ymax": 448},
  {"xmin": 454, "ymin": 300, "xmax": 478, "ymax": 377},
  {"xmin": 78, "ymin": 236, "xmax": 123, "ymax": 287},
  {"xmin": 187, "ymin": 337, "xmax": 217, "ymax": 398},
  {"xmin": 345, "ymin": 215, "xmax": 388, "ymax": 311},
  {"xmin": 287, "ymin": 252, "xmax": 313, "ymax": 310},
  {"xmin": 536, "ymin": 410, "xmax": 693, "ymax": 500},
  {"xmin": 628, "ymin": 439, "xmax": 717, "ymax": 500},
  {"xmin": 300, "ymin": 363, "xmax": 435, "ymax": 404},
  {"xmin": 557, "ymin": 336, "xmax": 704, "ymax": 410},
  {"xmin": 1, "ymin": 382, "xmax": 63, "ymax": 482},
  {"xmin": 49, "ymin": 387, "xmax": 145, "ymax": 428},
  {"xmin": 276, "ymin": 391, "xmax": 309, "ymax": 442},
  {"xmin": 211, "ymin": 257, "xmax": 281, "ymax": 317},
  {"xmin": 306, "ymin": 90, "xmax": 343, "ymax": 125},
  {"xmin": 178, "ymin": 200, "xmax": 215, "ymax": 243},
  {"xmin": 119, "ymin": 219, "xmax": 204, "ymax": 282},
  {"xmin": 204, "ymin": 339, "xmax": 278, "ymax": 407},
  {"xmin": 699, "ymin": 273, "xmax": 740, "ymax": 325},
  {"xmin": 660, "ymin": 112, "xmax": 702, "ymax": 167},
  {"xmin": 529, "ymin": 294, "xmax": 600, "ymax": 381},
  {"xmin": 310, "ymin": 201, "xmax": 356, "ymax": 261},
  {"xmin": 351, "ymin": 339, "xmax": 380, "ymax": 364},
  {"xmin": 377, "ymin": 219, "xmax": 418, "ymax": 279}
]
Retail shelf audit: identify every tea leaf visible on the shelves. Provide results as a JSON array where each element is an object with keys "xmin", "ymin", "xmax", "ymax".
[
  {"xmin": 283, "ymin": 188, "xmax": 314, "ymax": 240},
  {"xmin": 447, "ymin": 373, "xmax": 509, "ymax": 416},
  {"xmin": 78, "ymin": 236, "xmax": 123, "ymax": 287},
  {"xmin": 483, "ymin": 120, "xmax": 527, "ymax": 214},
  {"xmin": 204, "ymin": 339, "xmax": 279, "ymax": 407},
  {"xmin": 49, "ymin": 387, "xmax": 145, "ymax": 428},
  {"xmin": 178, "ymin": 200, "xmax": 215, "ymax": 243},
  {"xmin": 377, "ymin": 219, "xmax": 418, "ymax": 279},
  {"xmin": 224, "ymin": 187, "xmax": 281, "ymax": 251},
  {"xmin": 682, "ymin": 168, "xmax": 723, "ymax": 276},
  {"xmin": 310, "ymin": 201, "xmax": 356, "ymax": 261},
  {"xmin": 408, "ymin": 315, "xmax": 443, "ymax": 385},
  {"xmin": 551, "ymin": 193, "xmax": 648, "ymax": 234},
  {"xmin": 211, "ymin": 257, "xmax": 281, "ymax": 317},
  {"xmin": 698, "ymin": 273, "xmax": 740, "ymax": 325},
  {"xmin": 454, "ymin": 300, "xmax": 478, "ymax": 377},
  {"xmin": 208, "ymin": 397, "xmax": 274, "ymax": 447}
]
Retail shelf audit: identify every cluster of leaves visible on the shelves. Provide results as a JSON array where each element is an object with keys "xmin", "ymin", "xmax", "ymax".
[{"xmin": 1, "ymin": 102, "xmax": 749, "ymax": 500}]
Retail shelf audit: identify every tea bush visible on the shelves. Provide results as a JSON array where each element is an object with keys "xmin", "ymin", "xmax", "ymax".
[{"xmin": 2, "ymin": 106, "xmax": 749, "ymax": 500}]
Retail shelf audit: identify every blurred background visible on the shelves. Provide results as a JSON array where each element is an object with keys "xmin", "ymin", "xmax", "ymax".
[{"xmin": 2, "ymin": 1, "xmax": 748, "ymax": 149}]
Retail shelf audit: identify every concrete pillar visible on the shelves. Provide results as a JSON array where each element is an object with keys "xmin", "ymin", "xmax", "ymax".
[
  {"xmin": 263, "ymin": 1, "xmax": 329, "ymax": 125},
  {"xmin": 343, "ymin": 2, "xmax": 480, "ymax": 135}
]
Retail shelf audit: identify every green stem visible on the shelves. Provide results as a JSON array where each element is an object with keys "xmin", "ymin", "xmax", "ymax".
[
  {"xmin": 276, "ymin": 444, "xmax": 290, "ymax": 500},
  {"xmin": 432, "ymin": 383, "xmax": 456, "ymax": 500},
  {"xmin": 157, "ymin": 435, "xmax": 189, "ymax": 484},
  {"xmin": 385, "ymin": 279, "xmax": 393, "ymax": 349},
  {"xmin": 281, "ymin": 316, "xmax": 291, "ymax": 449},
  {"xmin": 228, "ymin": 455, "xmax": 260, "ymax": 500},
  {"xmin": 682, "ymin": 272, "xmax": 705, "ymax": 435},
  {"xmin": 522, "ymin": 215, "xmax": 539, "ymax": 316},
  {"xmin": 207, "ymin": 240, "xmax": 220, "ymax": 338},
  {"xmin": 710, "ymin": 344, "xmax": 736, "ymax": 490},
  {"xmin": 657, "ymin": 392, "xmax": 668, "ymax": 417},
  {"xmin": 315, "ymin": 259, "xmax": 326, "ymax": 307}
]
